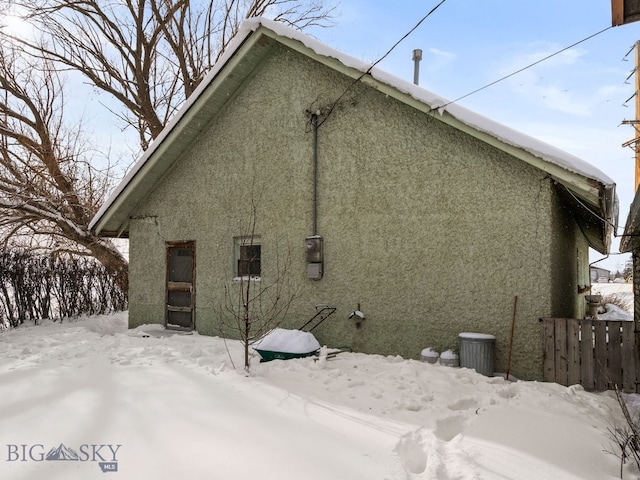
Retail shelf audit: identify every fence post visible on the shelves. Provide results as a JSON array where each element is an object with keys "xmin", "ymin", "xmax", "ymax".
[
  {"xmin": 543, "ymin": 318, "xmax": 556, "ymax": 383},
  {"xmin": 622, "ymin": 322, "xmax": 636, "ymax": 392},
  {"xmin": 609, "ymin": 321, "xmax": 623, "ymax": 389},
  {"xmin": 580, "ymin": 319, "xmax": 594, "ymax": 391},
  {"xmin": 567, "ymin": 319, "xmax": 581, "ymax": 386},
  {"xmin": 594, "ymin": 321, "xmax": 608, "ymax": 391}
]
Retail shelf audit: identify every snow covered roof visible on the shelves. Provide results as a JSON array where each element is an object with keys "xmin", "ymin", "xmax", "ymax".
[{"xmin": 90, "ymin": 17, "xmax": 618, "ymax": 252}]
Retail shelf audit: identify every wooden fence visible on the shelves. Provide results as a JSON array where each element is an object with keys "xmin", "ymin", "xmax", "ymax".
[{"xmin": 542, "ymin": 318, "xmax": 639, "ymax": 393}]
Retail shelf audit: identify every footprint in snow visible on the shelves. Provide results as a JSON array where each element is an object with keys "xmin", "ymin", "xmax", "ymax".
[
  {"xmin": 447, "ymin": 397, "xmax": 478, "ymax": 411},
  {"xmin": 434, "ymin": 414, "xmax": 466, "ymax": 442},
  {"xmin": 395, "ymin": 432, "xmax": 427, "ymax": 474}
]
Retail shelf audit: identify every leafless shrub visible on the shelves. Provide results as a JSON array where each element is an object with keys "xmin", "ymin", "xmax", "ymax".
[
  {"xmin": 0, "ymin": 250, "xmax": 126, "ymax": 328},
  {"xmin": 600, "ymin": 293, "xmax": 633, "ymax": 315},
  {"xmin": 607, "ymin": 386, "xmax": 640, "ymax": 478},
  {"xmin": 219, "ymin": 198, "xmax": 297, "ymax": 373}
]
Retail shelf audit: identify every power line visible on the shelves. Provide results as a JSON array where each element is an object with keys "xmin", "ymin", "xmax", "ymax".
[
  {"xmin": 316, "ymin": 0, "xmax": 448, "ymax": 128},
  {"xmin": 561, "ymin": 183, "xmax": 620, "ymax": 233},
  {"xmin": 367, "ymin": 0, "xmax": 448, "ymax": 73},
  {"xmin": 429, "ymin": 25, "xmax": 613, "ymax": 113}
]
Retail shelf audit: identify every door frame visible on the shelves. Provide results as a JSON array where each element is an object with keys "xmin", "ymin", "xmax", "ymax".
[{"xmin": 165, "ymin": 241, "xmax": 196, "ymax": 331}]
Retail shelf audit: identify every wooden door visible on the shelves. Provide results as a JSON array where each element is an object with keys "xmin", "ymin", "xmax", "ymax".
[{"xmin": 166, "ymin": 242, "xmax": 195, "ymax": 330}]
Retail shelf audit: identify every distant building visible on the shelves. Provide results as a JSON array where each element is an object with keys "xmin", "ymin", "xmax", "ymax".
[{"xmin": 590, "ymin": 267, "xmax": 610, "ymax": 283}]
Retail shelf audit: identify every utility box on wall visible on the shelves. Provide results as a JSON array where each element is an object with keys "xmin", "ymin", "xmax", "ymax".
[{"xmin": 306, "ymin": 235, "xmax": 323, "ymax": 280}]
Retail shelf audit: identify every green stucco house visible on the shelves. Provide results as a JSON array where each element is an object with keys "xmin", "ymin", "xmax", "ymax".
[{"xmin": 90, "ymin": 18, "xmax": 618, "ymax": 380}]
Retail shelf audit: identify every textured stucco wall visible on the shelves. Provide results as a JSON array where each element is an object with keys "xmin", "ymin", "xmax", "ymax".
[
  {"xmin": 127, "ymin": 44, "xmax": 585, "ymax": 380},
  {"xmin": 128, "ymin": 216, "xmax": 167, "ymax": 328},
  {"xmin": 550, "ymin": 188, "xmax": 590, "ymax": 320}
]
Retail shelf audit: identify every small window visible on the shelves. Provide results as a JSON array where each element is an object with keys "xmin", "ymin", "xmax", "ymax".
[{"xmin": 234, "ymin": 237, "xmax": 261, "ymax": 280}]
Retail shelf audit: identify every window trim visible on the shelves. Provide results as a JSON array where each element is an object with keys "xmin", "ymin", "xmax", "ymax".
[{"xmin": 233, "ymin": 236, "xmax": 261, "ymax": 282}]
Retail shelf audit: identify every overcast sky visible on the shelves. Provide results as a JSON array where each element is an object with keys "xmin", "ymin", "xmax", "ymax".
[{"xmin": 306, "ymin": 0, "xmax": 639, "ymax": 272}]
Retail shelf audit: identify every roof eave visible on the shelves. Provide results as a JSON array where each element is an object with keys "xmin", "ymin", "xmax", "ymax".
[
  {"xmin": 620, "ymin": 188, "xmax": 640, "ymax": 253},
  {"xmin": 90, "ymin": 27, "xmax": 273, "ymax": 237},
  {"xmin": 351, "ymin": 73, "xmax": 617, "ymax": 252},
  {"xmin": 90, "ymin": 19, "xmax": 618, "ymax": 252}
]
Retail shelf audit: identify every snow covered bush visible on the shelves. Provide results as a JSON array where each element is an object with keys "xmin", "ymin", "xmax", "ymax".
[{"xmin": 599, "ymin": 293, "xmax": 633, "ymax": 316}]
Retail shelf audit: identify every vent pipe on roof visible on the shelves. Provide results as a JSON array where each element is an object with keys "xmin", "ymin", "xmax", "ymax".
[{"xmin": 412, "ymin": 49, "xmax": 423, "ymax": 85}]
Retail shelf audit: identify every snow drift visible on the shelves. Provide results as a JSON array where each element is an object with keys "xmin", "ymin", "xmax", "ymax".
[{"xmin": 0, "ymin": 312, "xmax": 636, "ymax": 479}]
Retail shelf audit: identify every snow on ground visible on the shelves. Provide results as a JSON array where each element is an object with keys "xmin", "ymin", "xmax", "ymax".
[
  {"xmin": 592, "ymin": 282, "xmax": 633, "ymax": 299},
  {"xmin": 592, "ymin": 282, "xmax": 633, "ymax": 320},
  {"xmin": 0, "ymin": 313, "xmax": 637, "ymax": 479}
]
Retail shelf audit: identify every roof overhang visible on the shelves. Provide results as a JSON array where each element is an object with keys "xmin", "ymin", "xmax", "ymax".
[
  {"xmin": 620, "ymin": 188, "xmax": 640, "ymax": 253},
  {"xmin": 90, "ymin": 28, "xmax": 279, "ymax": 237},
  {"xmin": 612, "ymin": 0, "xmax": 640, "ymax": 26},
  {"xmin": 90, "ymin": 18, "xmax": 618, "ymax": 253}
]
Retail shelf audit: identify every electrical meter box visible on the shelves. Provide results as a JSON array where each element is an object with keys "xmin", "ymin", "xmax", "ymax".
[
  {"xmin": 305, "ymin": 235, "xmax": 323, "ymax": 279},
  {"xmin": 305, "ymin": 235, "xmax": 322, "ymax": 263},
  {"xmin": 307, "ymin": 262, "xmax": 323, "ymax": 280}
]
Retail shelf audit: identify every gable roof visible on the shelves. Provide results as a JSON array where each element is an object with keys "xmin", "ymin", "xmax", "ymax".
[{"xmin": 89, "ymin": 17, "xmax": 618, "ymax": 253}]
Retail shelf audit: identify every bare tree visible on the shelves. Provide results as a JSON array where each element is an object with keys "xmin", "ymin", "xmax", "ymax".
[
  {"xmin": 8, "ymin": 0, "xmax": 335, "ymax": 149},
  {"xmin": 221, "ymin": 199, "xmax": 297, "ymax": 372},
  {"xmin": 0, "ymin": 0, "xmax": 332, "ymax": 296},
  {"xmin": 0, "ymin": 40, "xmax": 128, "ymax": 294}
]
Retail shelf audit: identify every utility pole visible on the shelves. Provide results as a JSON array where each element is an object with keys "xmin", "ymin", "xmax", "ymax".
[
  {"xmin": 622, "ymin": 40, "xmax": 640, "ymax": 192},
  {"xmin": 633, "ymin": 41, "xmax": 640, "ymax": 193}
]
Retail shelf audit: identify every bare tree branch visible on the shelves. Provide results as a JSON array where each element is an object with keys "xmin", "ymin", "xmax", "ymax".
[
  {"xmin": 7, "ymin": 0, "xmax": 335, "ymax": 149},
  {"xmin": 0, "ymin": 39, "xmax": 128, "ymax": 293},
  {"xmin": 0, "ymin": 0, "xmax": 333, "ymax": 299},
  {"xmin": 220, "ymin": 194, "xmax": 297, "ymax": 372}
]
